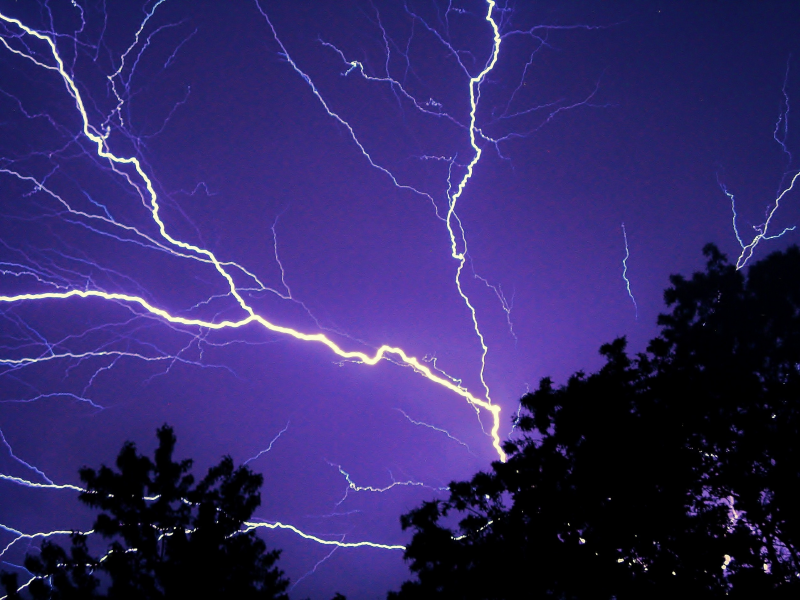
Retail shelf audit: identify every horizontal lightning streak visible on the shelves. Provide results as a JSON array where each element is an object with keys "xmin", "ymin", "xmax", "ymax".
[
  {"xmin": 0, "ymin": 473, "xmax": 83, "ymax": 492},
  {"xmin": 0, "ymin": 288, "xmax": 504, "ymax": 456},
  {"xmin": 243, "ymin": 521, "xmax": 404, "ymax": 550},
  {"xmin": 0, "ymin": 10, "xmax": 507, "ymax": 461},
  {"xmin": 1, "ymin": 350, "xmax": 184, "ymax": 367},
  {"xmin": 0, "ymin": 474, "xmax": 401, "ymax": 552},
  {"xmin": 0, "ymin": 529, "xmax": 92, "ymax": 560},
  {"xmin": 333, "ymin": 463, "xmax": 431, "ymax": 494},
  {"xmin": 0, "ymin": 519, "xmax": 404, "ymax": 558},
  {"xmin": 329, "ymin": 462, "xmax": 445, "ymax": 506}
]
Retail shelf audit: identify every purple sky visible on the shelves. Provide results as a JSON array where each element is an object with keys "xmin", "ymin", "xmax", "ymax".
[{"xmin": 1, "ymin": 1, "xmax": 799, "ymax": 598}]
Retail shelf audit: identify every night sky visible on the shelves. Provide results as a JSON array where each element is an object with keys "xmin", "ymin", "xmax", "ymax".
[{"xmin": 1, "ymin": 1, "xmax": 799, "ymax": 598}]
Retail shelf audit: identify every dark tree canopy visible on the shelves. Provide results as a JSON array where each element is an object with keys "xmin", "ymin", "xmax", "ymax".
[
  {"xmin": 390, "ymin": 245, "xmax": 800, "ymax": 599},
  {"xmin": 1, "ymin": 426, "xmax": 290, "ymax": 600}
]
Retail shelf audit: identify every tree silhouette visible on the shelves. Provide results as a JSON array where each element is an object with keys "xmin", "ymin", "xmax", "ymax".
[
  {"xmin": 390, "ymin": 244, "xmax": 800, "ymax": 599},
  {"xmin": 1, "ymin": 425, "xmax": 290, "ymax": 599}
]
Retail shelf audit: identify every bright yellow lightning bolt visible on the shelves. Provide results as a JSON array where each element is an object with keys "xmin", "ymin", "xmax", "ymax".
[
  {"xmin": 0, "ymin": 9, "xmax": 508, "ymax": 462},
  {"xmin": 0, "ymin": 288, "xmax": 506, "ymax": 459}
]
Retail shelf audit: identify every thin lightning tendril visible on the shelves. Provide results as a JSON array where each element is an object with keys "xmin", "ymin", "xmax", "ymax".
[
  {"xmin": 721, "ymin": 58, "xmax": 799, "ymax": 270},
  {"xmin": 329, "ymin": 462, "xmax": 446, "ymax": 507},
  {"xmin": 243, "ymin": 520, "xmax": 404, "ymax": 550},
  {"xmin": 394, "ymin": 408, "xmax": 476, "ymax": 456},
  {"xmin": 0, "ymin": 428, "xmax": 54, "ymax": 485},
  {"xmin": 244, "ymin": 421, "xmax": 290, "ymax": 465},
  {"xmin": 0, "ymin": 8, "xmax": 508, "ymax": 461},
  {"xmin": 620, "ymin": 222, "xmax": 638, "ymax": 320},
  {"xmin": 0, "ymin": 472, "xmax": 397, "ymax": 555}
]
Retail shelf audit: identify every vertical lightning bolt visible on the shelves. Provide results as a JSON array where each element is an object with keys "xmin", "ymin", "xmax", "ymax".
[
  {"xmin": 621, "ymin": 222, "xmax": 638, "ymax": 320},
  {"xmin": 721, "ymin": 58, "xmax": 799, "ymax": 269},
  {"xmin": 774, "ymin": 57, "xmax": 793, "ymax": 165},
  {"xmin": 444, "ymin": 1, "xmax": 502, "ymax": 413}
]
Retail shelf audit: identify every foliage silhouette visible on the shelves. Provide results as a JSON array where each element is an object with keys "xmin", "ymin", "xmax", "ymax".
[
  {"xmin": 1, "ymin": 425, "xmax": 290, "ymax": 599},
  {"xmin": 390, "ymin": 244, "xmax": 800, "ymax": 599}
]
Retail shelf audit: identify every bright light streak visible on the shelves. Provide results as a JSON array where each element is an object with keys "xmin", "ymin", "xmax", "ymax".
[
  {"xmin": 0, "ymin": 576, "xmax": 35, "ymax": 600},
  {"xmin": 0, "ymin": 529, "xmax": 91, "ymax": 560},
  {"xmin": 0, "ymin": 519, "xmax": 404, "ymax": 600},
  {"xmin": 508, "ymin": 397, "xmax": 524, "ymax": 436},
  {"xmin": 0, "ymin": 473, "xmax": 83, "ymax": 493},
  {"xmin": 243, "ymin": 520, "xmax": 405, "ymax": 550},
  {"xmin": 0, "ymin": 473, "xmax": 402, "ymax": 554},
  {"xmin": 0, "ymin": 7, "xmax": 508, "ymax": 461},
  {"xmin": 621, "ymin": 223, "xmax": 638, "ymax": 320},
  {"xmin": 444, "ymin": 0, "xmax": 503, "ymax": 412},
  {"xmin": 722, "ymin": 174, "xmax": 799, "ymax": 270},
  {"xmin": 0, "ymin": 287, "xmax": 506, "ymax": 458},
  {"xmin": 2, "ymin": 2, "xmax": 609, "ymax": 584},
  {"xmin": 720, "ymin": 60, "xmax": 799, "ymax": 269}
]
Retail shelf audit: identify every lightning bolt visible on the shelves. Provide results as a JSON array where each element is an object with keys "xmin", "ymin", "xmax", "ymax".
[
  {"xmin": 621, "ymin": 223, "xmax": 638, "ymax": 320},
  {"xmin": 328, "ymin": 462, "xmax": 447, "ymax": 507},
  {"xmin": 394, "ymin": 408, "xmax": 476, "ymax": 455},
  {"xmin": 0, "ymin": 8, "xmax": 507, "ymax": 462},
  {"xmin": 0, "ymin": 4, "xmax": 608, "ymax": 587},
  {"xmin": 0, "ymin": 5, "xmax": 533, "ymax": 582},
  {"xmin": 0, "ymin": 472, "xmax": 403, "ymax": 559},
  {"xmin": 722, "ymin": 176, "xmax": 799, "ymax": 270},
  {"xmin": 720, "ymin": 58, "xmax": 799, "ymax": 270},
  {"xmin": 289, "ymin": 544, "xmax": 340, "ymax": 592},
  {"xmin": 442, "ymin": 0, "xmax": 502, "ymax": 412},
  {"xmin": 244, "ymin": 421, "xmax": 290, "ymax": 466},
  {"xmin": 0, "ymin": 519, "xmax": 404, "ymax": 600},
  {"xmin": 243, "ymin": 520, "xmax": 404, "ymax": 550}
]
